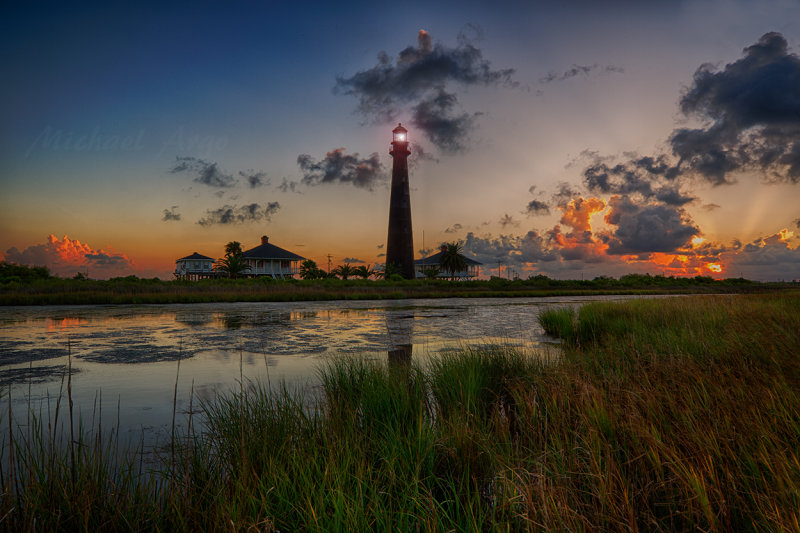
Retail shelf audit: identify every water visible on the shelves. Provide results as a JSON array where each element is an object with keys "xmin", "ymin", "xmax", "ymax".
[{"xmin": 0, "ymin": 295, "xmax": 635, "ymax": 445}]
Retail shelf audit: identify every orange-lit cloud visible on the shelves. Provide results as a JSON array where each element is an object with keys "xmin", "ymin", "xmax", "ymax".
[
  {"xmin": 547, "ymin": 197, "xmax": 608, "ymax": 262},
  {"xmin": 560, "ymin": 196, "xmax": 606, "ymax": 233},
  {"xmin": 4, "ymin": 234, "xmax": 136, "ymax": 279}
]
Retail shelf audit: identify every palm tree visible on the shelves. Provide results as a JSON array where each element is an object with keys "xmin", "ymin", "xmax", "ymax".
[
  {"xmin": 440, "ymin": 241, "xmax": 467, "ymax": 281},
  {"xmin": 353, "ymin": 264, "xmax": 375, "ymax": 280},
  {"xmin": 225, "ymin": 241, "xmax": 243, "ymax": 257},
  {"xmin": 332, "ymin": 263, "xmax": 355, "ymax": 280},
  {"xmin": 214, "ymin": 241, "xmax": 250, "ymax": 278},
  {"xmin": 421, "ymin": 266, "xmax": 440, "ymax": 280},
  {"xmin": 299, "ymin": 259, "xmax": 324, "ymax": 280}
]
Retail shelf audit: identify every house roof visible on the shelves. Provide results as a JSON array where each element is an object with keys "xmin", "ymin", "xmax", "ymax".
[
  {"xmin": 414, "ymin": 250, "xmax": 482, "ymax": 267},
  {"xmin": 242, "ymin": 242, "xmax": 305, "ymax": 261},
  {"xmin": 176, "ymin": 252, "xmax": 214, "ymax": 262}
]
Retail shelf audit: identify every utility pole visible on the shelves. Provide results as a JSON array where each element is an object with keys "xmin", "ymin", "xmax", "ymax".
[{"xmin": 327, "ymin": 254, "xmax": 332, "ymax": 274}]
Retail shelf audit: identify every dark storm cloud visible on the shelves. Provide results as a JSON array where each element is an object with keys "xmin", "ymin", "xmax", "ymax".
[
  {"xmin": 161, "ymin": 206, "xmax": 181, "ymax": 222},
  {"xmin": 463, "ymin": 231, "xmax": 556, "ymax": 266},
  {"xmin": 410, "ymin": 88, "xmax": 479, "ymax": 153},
  {"xmin": 670, "ymin": 32, "xmax": 800, "ymax": 184},
  {"xmin": 240, "ymin": 170, "xmax": 269, "ymax": 189},
  {"xmin": 197, "ymin": 202, "xmax": 280, "ymax": 226},
  {"xmin": 170, "ymin": 156, "xmax": 236, "ymax": 188},
  {"xmin": 341, "ymin": 257, "xmax": 365, "ymax": 264},
  {"xmin": 297, "ymin": 148, "xmax": 384, "ymax": 190},
  {"xmin": 334, "ymin": 29, "xmax": 516, "ymax": 152},
  {"xmin": 525, "ymin": 199, "xmax": 550, "ymax": 216},
  {"xmin": 444, "ymin": 223, "xmax": 463, "ymax": 234},
  {"xmin": 581, "ymin": 155, "xmax": 692, "ymax": 205},
  {"xmin": 539, "ymin": 64, "xmax": 624, "ymax": 83},
  {"xmin": 603, "ymin": 196, "xmax": 699, "ymax": 254},
  {"xmin": 575, "ymin": 32, "xmax": 800, "ymax": 203},
  {"xmin": 654, "ymin": 187, "xmax": 694, "ymax": 206}
]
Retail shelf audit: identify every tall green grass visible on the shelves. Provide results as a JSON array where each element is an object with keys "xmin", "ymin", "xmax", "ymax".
[{"xmin": 2, "ymin": 293, "xmax": 799, "ymax": 531}]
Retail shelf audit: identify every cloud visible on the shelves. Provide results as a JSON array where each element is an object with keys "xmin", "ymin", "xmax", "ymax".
[
  {"xmin": 197, "ymin": 202, "xmax": 280, "ymax": 226},
  {"xmin": 410, "ymin": 88, "xmax": 480, "ymax": 153},
  {"xmin": 670, "ymin": 32, "xmax": 800, "ymax": 184},
  {"xmin": 240, "ymin": 170, "xmax": 269, "ymax": 189},
  {"xmin": 334, "ymin": 29, "xmax": 516, "ymax": 152},
  {"xmin": 297, "ymin": 148, "xmax": 384, "ymax": 190},
  {"xmin": 539, "ymin": 64, "xmax": 624, "ymax": 83},
  {"xmin": 525, "ymin": 199, "xmax": 550, "ymax": 216},
  {"xmin": 341, "ymin": 257, "xmax": 365, "ymax": 264},
  {"xmin": 444, "ymin": 223, "xmax": 463, "ymax": 234},
  {"xmin": 499, "ymin": 214, "xmax": 520, "ymax": 228},
  {"xmin": 602, "ymin": 196, "xmax": 699, "ymax": 254},
  {"xmin": 277, "ymin": 178, "xmax": 301, "ymax": 194},
  {"xmin": 551, "ymin": 182, "xmax": 583, "ymax": 206},
  {"xmin": 161, "ymin": 206, "xmax": 181, "ymax": 221},
  {"xmin": 581, "ymin": 154, "xmax": 693, "ymax": 205},
  {"xmin": 409, "ymin": 142, "xmax": 439, "ymax": 165},
  {"xmin": 5, "ymin": 234, "xmax": 135, "ymax": 278},
  {"xmin": 571, "ymin": 32, "xmax": 800, "ymax": 227},
  {"xmin": 170, "ymin": 156, "xmax": 236, "ymax": 188},
  {"xmin": 722, "ymin": 229, "xmax": 800, "ymax": 280},
  {"xmin": 464, "ymin": 231, "xmax": 557, "ymax": 266},
  {"xmin": 84, "ymin": 252, "xmax": 133, "ymax": 268},
  {"xmin": 547, "ymin": 197, "xmax": 609, "ymax": 262}
]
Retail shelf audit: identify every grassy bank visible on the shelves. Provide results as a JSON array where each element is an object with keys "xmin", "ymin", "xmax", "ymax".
[
  {"xmin": 2, "ymin": 294, "xmax": 799, "ymax": 531},
  {"xmin": 1, "ymin": 274, "xmax": 793, "ymax": 305}
]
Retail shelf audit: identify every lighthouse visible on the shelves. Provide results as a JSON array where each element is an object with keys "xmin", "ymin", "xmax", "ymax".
[{"xmin": 385, "ymin": 123, "xmax": 415, "ymax": 279}]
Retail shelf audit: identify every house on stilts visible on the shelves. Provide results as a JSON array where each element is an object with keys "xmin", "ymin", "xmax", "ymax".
[
  {"xmin": 174, "ymin": 236, "xmax": 304, "ymax": 280},
  {"xmin": 241, "ymin": 235, "xmax": 304, "ymax": 279},
  {"xmin": 174, "ymin": 252, "xmax": 217, "ymax": 280}
]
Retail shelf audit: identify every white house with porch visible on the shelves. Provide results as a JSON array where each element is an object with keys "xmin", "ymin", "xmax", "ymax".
[
  {"xmin": 242, "ymin": 236, "xmax": 304, "ymax": 279},
  {"xmin": 175, "ymin": 252, "xmax": 216, "ymax": 280}
]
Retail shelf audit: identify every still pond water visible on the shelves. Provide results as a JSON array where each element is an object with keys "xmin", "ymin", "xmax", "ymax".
[{"xmin": 1, "ymin": 295, "xmax": 637, "ymax": 444}]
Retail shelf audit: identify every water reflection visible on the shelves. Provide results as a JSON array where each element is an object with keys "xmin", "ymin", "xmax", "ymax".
[
  {"xmin": 386, "ymin": 312, "xmax": 414, "ymax": 367},
  {"xmin": 0, "ymin": 295, "xmax": 646, "ymax": 444}
]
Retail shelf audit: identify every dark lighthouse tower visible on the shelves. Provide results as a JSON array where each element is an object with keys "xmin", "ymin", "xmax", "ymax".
[{"xmin": 385, "ymin": 123, "xmax": 415, "ymax": 279}]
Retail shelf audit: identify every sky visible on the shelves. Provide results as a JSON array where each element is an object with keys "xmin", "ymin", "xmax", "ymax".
[{"xmin": 1, "ymin": 0, "xmax": 799, "ymax": 281}]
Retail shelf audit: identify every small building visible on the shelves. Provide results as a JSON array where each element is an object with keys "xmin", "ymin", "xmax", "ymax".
[
  {"xmin": 175, "ymin": 252, "xmax": 216, "ymax": 280},
  {"xmin": 242, "ymin": 236, "xmax": 305, "ymax": 279},
  {"xmin": 415, "ymin": 245, "xmax": 482, "ymax": 280}
]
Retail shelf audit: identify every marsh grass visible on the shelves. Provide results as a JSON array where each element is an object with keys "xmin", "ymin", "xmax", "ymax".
[
  {"xmin": 2, "ymin": 274, "xmax": 789, "ymax": 306},
  {"xmin": 1, "ymin": 293, "xmax": 799, "ymax": 531}
]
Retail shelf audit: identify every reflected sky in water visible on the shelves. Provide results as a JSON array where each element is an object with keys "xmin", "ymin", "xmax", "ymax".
[{"xmin": 0, "ymin": 295, "xmax": 637, "ymax": 445}]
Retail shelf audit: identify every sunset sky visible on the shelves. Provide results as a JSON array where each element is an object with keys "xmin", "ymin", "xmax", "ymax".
[{"xmin": 2, "ymin": 0, "xmax": 799, "ymax": 281}]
